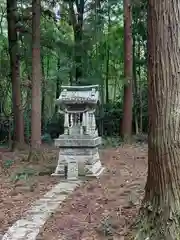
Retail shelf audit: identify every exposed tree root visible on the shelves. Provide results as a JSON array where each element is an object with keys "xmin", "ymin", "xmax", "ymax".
[
  {"xmin": 26, "ymin": 147, "xmax": 46, "ymax": 162},
  {"xmin": 134, "ymin": 202, "xmax": 180, "ymax": 240}
]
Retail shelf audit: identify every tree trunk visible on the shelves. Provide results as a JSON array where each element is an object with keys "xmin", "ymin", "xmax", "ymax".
[
  {"xmin": 135, "ymin": 1, "xmax": 180, "ymax": 239},
  {"xmin": 69, "ymin": 0, "xmax": 84, "ymax": 85},
  {"xmin": 137, "ymin": 38, "xmax": 143, "ymax": 133},
  {"xmin": 31, "ymin": 0, "xmax": 41, "ymax": 147},
  {"xmin": 105, "ymin": 45, "xmax": 109, "ymax": 104},
  {"xmin": 55, "ymin": 57, "xmax": 61, "ymax": 113},
  {"xmin": 105, "ymin": 5, "xmax": 110, "ymax": 104},
  {"xmin": 74, "ymin": 0, "xmax": 84, "ymax": 84},
  {"xmin": 7, "ymin": 0, "xmax": 25, "ymax": 147},
  {"xmin": 41, "ymin": 55, "xmax": 45, "ymax": 133},
  {"xmin": 121, "ymin": 0, "xmax": 133, "ymax": 140},
  {"xmin": 95, "ymin": 0, "xmax": 104, "ymax": 136},
  {"xmin": 133, "ymin": 36, "xmax": 139, "ymax": 134}
]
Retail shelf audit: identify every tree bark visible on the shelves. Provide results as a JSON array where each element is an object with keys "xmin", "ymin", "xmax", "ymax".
[
  {"xmin": 55, "ymin": 57, "xmax": 61, "ymax": 113},
  {"xmin": 105, "ymin": 4, "xmax": 110, "ymax": 104},
  {"xmin": 135, "ymin": 1, "xmax": 180, "ymax": 239},
  {"xmin": 132, "ymin": 37, "xmax": 139, "ymax": 135},
  {"xmin": 7, "ymin": 0, "xmax": 25, "ymax": 147},
  {"xmin": 41, "ymin": 55, "xmax": 45, "ymax": 133},
  {"xmin": 137, "ymin": 40, "xmax": 143, "ymax": 133},
  {"xmin": 31, "ymin": 0, "xmax": 41, "ymax": 147},
  {"xmin": 69, "ymin": 0, "xmax": 84, "ymax": 85},
  {"xmin": 105, "ymin": 43, "xmax": 109, "ymax": 104},
  {"xmin": 121, "ymin": 0, "xmax": 133, "ymax": 140}
]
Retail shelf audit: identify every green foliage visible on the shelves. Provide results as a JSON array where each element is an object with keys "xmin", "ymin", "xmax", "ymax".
[
  {"xmin": 11, "ymin": 167, "xmax": 38, "ymax": 183},
  {"xmin": 46, "ymin": 113, "xmax": 64, "ymax": 139},
  {"xmin": 101, "ymin": 101, "xmax": 123, "ymax": 136},
  {"xmin": 3, "ymin": 159, "xmax": 14, "ymax": 169},
  {"xmin": 101, "ymin": 137, "xmax": 123, "ymax": 148},
  {"xmin": 41, "ymin": 133, "xmax": 53, "ymax": 144}
]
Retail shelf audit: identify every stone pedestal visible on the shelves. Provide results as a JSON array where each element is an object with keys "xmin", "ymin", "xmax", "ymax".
[
  {"xmin": 52, "ymin": 135, "xmax": 104, "ymax": 178},
  {"xmin": 52, "ymin": 85, "xmax": 105, "ymax": 179}
]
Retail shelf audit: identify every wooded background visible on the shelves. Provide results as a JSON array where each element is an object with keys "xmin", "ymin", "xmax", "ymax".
[{"xmin": 0, "ymin": 0, "xmax": 147, "ymax": 147}]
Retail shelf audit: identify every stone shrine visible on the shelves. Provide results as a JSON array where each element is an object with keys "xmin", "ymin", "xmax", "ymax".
[{"xmin": 52, "ymin": 85, "xmax": 105, "ymax": 179}]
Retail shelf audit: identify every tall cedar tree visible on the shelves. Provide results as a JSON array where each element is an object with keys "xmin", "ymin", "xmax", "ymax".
[
  {"xmin": 31, "ymin": 0, "xmax": 41, "ymax": 147},
  {"xmin": 135, "ymin": 1, "xmax": 180, "ymax": 239},
  {"xmin": 121, "ymin": 0, "xmax": 133, "ymax": 140},
  {"xmin": 7, "ymin": 0, "xmax": 25, "ymax": 147}
]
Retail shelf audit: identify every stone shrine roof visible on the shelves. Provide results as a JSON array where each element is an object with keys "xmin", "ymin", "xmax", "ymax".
[{"xmin": 56, "ymin": 85, "xmax": 100, "ymax": 105}]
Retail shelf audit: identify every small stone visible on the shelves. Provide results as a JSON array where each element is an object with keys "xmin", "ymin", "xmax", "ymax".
[
  {"xmin": 16, "ymin": 185, "xmax": 33, "ymax": 192},
  {"xmin": 114, "ymin": 237, "xmax": 124, "ymax": 240}
]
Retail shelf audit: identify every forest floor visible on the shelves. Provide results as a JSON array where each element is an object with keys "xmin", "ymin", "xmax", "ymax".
[
  {"xmin": 36, "ymin": 143, "xmax": 147, "ymax": 240},
  {"xmin": 0, "ymin": 145, "xmax": 60, "ymax": 234},
  {"xmin": 0, "ymin": 142, "xmax": 147, "ymax": 239}
]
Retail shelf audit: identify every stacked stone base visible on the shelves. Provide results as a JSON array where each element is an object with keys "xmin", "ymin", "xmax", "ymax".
[{"xmin": 52, "ymin": 135, "xmax": 105, "ymax": 178}]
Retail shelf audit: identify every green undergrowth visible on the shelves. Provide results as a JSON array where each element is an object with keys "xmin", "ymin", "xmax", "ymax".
[
  {"xmin": 101, "ymin": 134, "xmax": 147, "ymax": 149},
  {"xmin": 11, "ymin": 167, "xmax": 38, "ymax": 183},
  {"xmin": 101, "ymin": 136, "xmax": 123, "ymax": 148}
]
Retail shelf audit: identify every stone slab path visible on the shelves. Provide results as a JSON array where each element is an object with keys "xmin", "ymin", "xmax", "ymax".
[{"xmin": 2, "ymin": 180, "xmax": 81, "ymax": 240}]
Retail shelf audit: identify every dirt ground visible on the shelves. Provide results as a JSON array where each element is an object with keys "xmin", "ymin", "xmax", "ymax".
[
  {"xmin": 0, "ymin": 146, "xmax": 60, "ymax": 234},
  {"xmin": 36, "ymin": 144, "xmax": 147, "ymax": 240}
]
